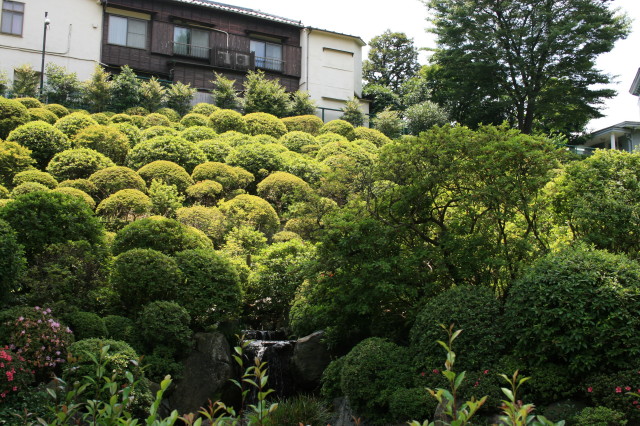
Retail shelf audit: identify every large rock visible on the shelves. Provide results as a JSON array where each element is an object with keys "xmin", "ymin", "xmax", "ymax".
[
  {"xmin": 291, "ymin": 330, "xmax": 331, "ymax": 390},
  {"xmin": 168, "ymin": 332, "xmax": 234, "ymax": 415}
]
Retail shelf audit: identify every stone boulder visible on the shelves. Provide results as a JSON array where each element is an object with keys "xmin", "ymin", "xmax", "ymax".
[
  {"xmin": 290, "ymin": 330, "xmax": 331, "ymax": 391},
  {"xmin": 168, "ymin": 332, "xmax": 234, "ymax": 415}
]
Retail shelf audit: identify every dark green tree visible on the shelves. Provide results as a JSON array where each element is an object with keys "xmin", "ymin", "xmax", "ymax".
[
  {"xmin": 363, "ymin": 30, "xmax": 420, "ymax": 93},
  {"xmin": 211, "ymin": 73, "xmax": 241, "ymax": 110},
  {"xmin": 424, "ymin": 0, "xmax": 630, "ymax": 135},
  {"xmin": 110, "ymin": 65, "xmax": 142, "ymax": 113},
  {"xmin": 44, "ymin": 64, "xmax": 83, "ymax": 107}
]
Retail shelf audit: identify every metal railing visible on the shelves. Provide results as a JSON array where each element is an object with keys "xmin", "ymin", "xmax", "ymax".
[
  {"xmin": 254, "ymin": 56, "xmax": 284, "ymax": 72},
  {"xmin": 172, "ymin": 42, "xmax": 210, "ymax": 59}
]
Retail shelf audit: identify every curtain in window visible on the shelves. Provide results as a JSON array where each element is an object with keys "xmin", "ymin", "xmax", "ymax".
[
  {"xmin": 108, "ymin": 15, "xmax": 128, "ymax": 46},
  {"xmin": 127, "ymin": 19, "xmax": 146, "ymax": 49}
]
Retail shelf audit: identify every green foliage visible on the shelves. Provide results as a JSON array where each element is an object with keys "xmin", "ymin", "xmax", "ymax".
[
  {"xmin": 15, "ymin": 97, "xmax": 42, "ymax": 108},
  {"xmin": 0, "ymin": 219, "xmax": 26, "ymax": 299},
  {"xmin": 192, "ymin": 161, "xmax": 253, "ymax": 192},
  {"xmin": 47, "ymin": 148, "xmax": 115, "ymax": 181},
  {"xmin": 58, "ymin": 178, "xmax": 98, "ymax": 197},
  {"xmin": 7, "ymin": 121, "xmax": 71, "ymax": 168},
  {"xmin": 10, "ymin": 181, "xmax": 49, "ymax": 197},
  {"xmin": 140, "ymin": 125, "xmax": 179, "ymax": 141},
  {"xmin": 0, "ymin": 191, "xmax": 103, "ymax": 261},
  {"xmin": 405, "ymin": 101, "xmax": 450, "ymax": 135},
  {"xmin": 65, "ymin": 311, "xmax": 107, "ymax": 340},
  {"xmin": 320, "ymin": 356, "xmax": 345, "ymax": 401},
  {"xmin": 148, "ymin": 179, "xmax": 184, "ymax": 217},
  {"xmin": 222, "ymin": 225, "xmax": 267, "ymax": 258},
  {"xmin": 51, "ymin": 187, "xmax": 96, "ymax": 209},
  {"xmin": 243, "ymin": 112, "xmax": 288, "ymax": 137},
  {"xmin": 180, "ymin": 112, "xmax": 209, "ymax": 128},
  {"xmin": 190, "ymin": 102, "xmax": 219, "ymax": 116},
  {"xmin": 127, "ymin": 135, "xmax": 207, "ymax": 172},
  {"xmin": 181, "ymin": 125, "xmax": 217, "ymax": 142},
  {"xmin": 111, "ymin": 248, "xmax": 183, "ymax": 312},
  {"xmin": 217, "ymin": 130, "xmax": 253, "ymax": 146},
  {"xmin": 83, "ymin": 65, "xmax": 112, "ymax": 112},
  {"xmin": 279, "ymin": 131, "xmax": 316, "ymax": 153},
  {"xmin": 257, "ymin": 171, "xmax": 312, "ymax": 214},
  {"xmin": 125, "ymin": 106, "xmax": 149, "ymax": 116},
  {"xmin": 44, "ymin": 103, "xmax": 70, "ymax": 118},
  {"xmin": 138, "ymin": 160, "xmax": 194, "ymax": 193},
  {"xmin": 0, "ymin": 97, "xmax": 29, "ymax": 140},
  {"xmin": 11, "ymin": 64, "xmax": 39, "ymax": 98},
  {"xmin": 389, "ymin": 388, "xmax": 435, "ymax": 424},
  {"xmin": 319, "ymin": 120, "xmax": 356, "ymax": 141},
  {"xmin": 74, "ymin": 125, "xmax": 131, "ymax": 164},
  {"xmin": 28, "ymin": 107, "xmax": 58, "ymax": 124},
  {"xmin": 0, "ymin": 346, "xmax": 34, "ymax": 405},
  {"xmin": 173, "ymin": 248, "xmax": 242, "ymax": 329},
  {"xmin": 104, "ymin": 315, "xmax": 136, "ymax": 343},
  {"xmin": 88, "ymin": 166, "xmax": 146, "ymax": 199},
  {"xmin": 138, "ymin": 300, "xmax": 192, "ymax": 351},
  {"xmin": 316, "ymin": 132, "xmax": 348, "ymax": 145},
  {"xmin": 13, "ymin": 169, "xmax": 57, "ymax": 189},
  {"xmin": 282, "ymin": 115, "xmax": 324, "ymax": 135},
  {"xmin": 341, "ymin": 337, "xmax": 414, "ymax": 425},
  {"xmin": 186, "ymin": 179, "xmax": 223, "ymax": 206},
  {"xmin": 111, "ymin": 216, "xmax": 210, "ymax": 255},
  {"xmin": 196, "ymin": 138, "xmax": 232, "ymax": 162},
  {"xmin": 354, "ymin": 126, "xmax": 391, "ymax": 147},
  {"xmin": 0, "ymin": 70, "xmax": 8, "ymax": 96},
  {"xmin": 165, "ymin": 81, "xmax": 196, "ymax": 116},
  {"xmin": 287, "ymin": 91, "xmax": 317, "ymax": 116},
  {"xmin": 316, "ymin": 140, "xmax": 373, "ymax": 166},
  {"xmin": 110, "ymin": 122, "xmax": 142, "ymax": 148},
  {"xmin": 372, "ymin": 108, "xmax": 404, "ymax": 139},
  {"xmin": 91, "ymin": 112, "xmax": 111, "ymax": 125},
  {"xmin": 54, "ymin": 111, "xmax": 99, "ymax": 139},
  {"xmin": 363, "ymin": 30, "xmax": 420, "ymax": 92},
  {"xmin": 572, "ymin": 406, "xmax": 628, "ymax": 425},
  {"xmin": 0, "ymin": 141, "xmax": 34, "ymax": 187},
  {"xmin": 243, "ymin": 70, "xmax": 290, "ymax": 117},
  {"xmin": 503, "ymin": 245, "xmax": 640, "ymax": 376},
  {"xmin": 110, "ymin": 65, "xmax": 142, "ymax": 112},
  {"xmin": 156, "ymin": 107, "xmax": 180, "ymax": 122},
  {"xmin": 142, "ymin": 112, "xmax": 172, "ymax": 129},
  {"xmin": 226, "ymin": 143, "xmax": 287, "ymax": 179},
  {"xmin": 211, "ymin": 73, "xmax": 241, "ymax": 110},
  {"xmin": 176, "ymin": 205, "xmax": 226, "ymax": 243},
  {"xmin": 340, "ymin": 97, "xmax": 365, "ymax": 127},
  {"xmin": 264, "ymin": 395, "xmax": 331, "ymax": 426},
  {"xmin": 363, "ymin": 84, "xmax": 402, "ymax": 115},
  {"xmin": 139, "ymin": 77, "xmax": 167, "ymax": 112},
  {"xmin": 209, "ymin": 108, "xmax": 247, "ymax": 133},
  {"xmin": 96, "ymin": 189, "xmax": 152, "ymax": 223},
  {"xmin": 220, "ymin": 194, "xmax": 280, "ymax": 236}
]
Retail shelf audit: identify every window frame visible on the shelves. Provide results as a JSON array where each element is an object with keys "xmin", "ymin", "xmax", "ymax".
[
  {"xmin": 1, "ymin": 0, "xmax": 24, "ymax": 36},
  {"xmin": 250, "ymin": 39, "xmax": 284, "ymax": 73},
  {"xmin": 107, "ymin": 14, "xmax": 147, "ymax": 50},
  {"xmin": 173, "ymin": 25, "xmax": 210, "ymax": 59}
]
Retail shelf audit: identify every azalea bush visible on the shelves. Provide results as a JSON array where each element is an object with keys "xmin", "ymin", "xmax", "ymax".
[{"xmin": 0, "ymin": 345, "xmax": 33, "ymax": 401}]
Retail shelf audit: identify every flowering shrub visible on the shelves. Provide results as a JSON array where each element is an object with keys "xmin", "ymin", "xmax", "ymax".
[
  {"xmin": 584, "ymin": 368, "xmax": 640, "ymax": 422},
  {"xmin": 0, "ymin": 345, "xmax": 33, "ymax": 401}
]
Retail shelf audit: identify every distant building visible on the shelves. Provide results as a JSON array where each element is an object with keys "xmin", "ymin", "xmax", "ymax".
[{"xmin": 0, "ymin": 0, "xmax": 103, "ymax": 82}]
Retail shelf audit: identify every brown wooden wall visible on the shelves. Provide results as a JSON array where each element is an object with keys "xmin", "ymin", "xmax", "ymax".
[{"xmin": 101, "ymin": 0, "xmax": 302, "ymax": 91}]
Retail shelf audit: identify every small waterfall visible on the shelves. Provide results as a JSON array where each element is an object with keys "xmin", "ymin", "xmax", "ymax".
[{"xmin": 242, "ymin": 331, "xmax": 296, "ymax": 400}]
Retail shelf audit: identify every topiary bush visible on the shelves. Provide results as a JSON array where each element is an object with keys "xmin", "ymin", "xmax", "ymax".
[
  {"xmin": 320, "ymin": 356, "xmax": 345, "ymax": 401},
  {"xmin": 110, "ymin": 122, "xmax": 142, "ymax": 147},
  {"xmin": 226, "ymin": 143, "xmax": 287, "ymax": 179},
  {"xmin": 180, "ymin": 125, "xmax": 217, "ymax": 142},
  {"xmin": 388, "ymin": 387, "xmax": 435, "ymax": 424},
  {"xmin": 28, "ymin": 107, "xmax": 58, "ymax": 124},
  {"xmin": 315, "ymin": 140, "xmax": 372, "ymax": 165},
  {"xmin": 316, "ymin": 132, "xmax": 348, "ymax": 145},
  {"xmin": 110, "ymin": 113, "xmax": 134, "ymax": 124},
  {"xmin": 125, "ymin": 106, "xmax": 149, "ymax": 116},
  {"xmin": 0, "ymin": 141, "xmax": 35, "ymax": 187},
  {"xmin": 176, "ymin": 205, "xmax": 226, "ymax": 244},
  {"xmin": 74, "ymin": 125, "xmax": 130, "ymax": 164},
  {"xmin": 139, "ymin": 125, "xmax": 179, "ymax": 141},
  {"xmin": 10, "ymin": 181, "xmax": 49, "ymax": 197},
  {"xmin": 354, "ymin": 127, "xmax": 391, "ymax": 147},
  {"xmin": 90, "ymin": 112, "xmax": 111, "ymax": 125},
  {"xmin": 57, "ymin": 178, "xmax": 98, "ymax": 198},
  {"xmin": 196, "ymin": 138, "xmax": 232, "ymax": 162},
  {"xmin": 410, "ymin": 285, "xmax": 503, "ymax": 372},
  {"xmin": 6, "ymin": 121, "xmax": 71, "ymax": 168},
  {"xmin": 216, "ymin": 130, "xmax": 254, "ymax": 147},
  {"xmin": 340, "ymin": 338, "xmax": 414, "ymax": 425},
  {"xmin": 279, "ymin": 131, "xmax": 316, "ymax": 153},
  {"xmin": 191, "ymin": 161, "xmax": 254, "ymax": 192},
  {"xmin": 141, "ymin": 112, "xmax": 171, "ymax": 129},
  {"xmin": 503, "ymin": 244, "xmax": 640, "ymax": 377},
  {"xmin": 46, "ymin": 148, "xmax": 115, "ymax": 181},
  {"xmin": 88, "ymin": 166, "xmax": 146, "ymax": 199},
  {"xmin": 95, "ymin": 189, "xmax": 152, "ymax": 224},
  {"xmin": 138, "ymin": 300, "xmax": 192, "ymax": 351},
  {"xmin": 190, "ymin": 103, "xmax": 219, "ymax": 116},
  {"xmin": 12, "ymin": 170, "xmax": 58, "ymax": 189},
  {"xmin": 51, "ymin": 187, "xmax": 96, "ymax": 209},
  {"xmin": 180, "ymin": 113, "xmax": 209, "ymax": 128},
  {"xmin": 156, "ymin": 107, "xmax": 180, "ymax": 122},
  {"xmin": 281, "ymin": 115, "xmax": 324, "ymax": 135},
  {"xmin": 319, "ymin": 120, "xmax": 356, "ymax": 141},
  {"xmin": 65, "ymin": 311, "xmax": 107, "ymax": 340},
  {"xmin": 263, "ymin": 395, "xmax": 332, "ymax": 426},
  {"xmin": 208, "ymin": 109, "xmax": 247, "ymax": 133},
  {"xmin": 251, "ymin": 134, "xmax": 278, "ymax": 145},
  {"xmin": 127, "ymin": 135, "xmax": 207, "ymax": 172},
  {"xmin": 111, "ymin": 248, "xmax": 183, "ymax": 312},
  {"xmin": 257, "ymin": 171, "xmax": 312, "ymax": 214},
  {"xmin": 0, "ymin": 97, "xmax": 29, "ymax": 139},
  {"xmin": 583, "ymin": 369, "xmax": 640, "ymax": 423},
  {"xmin": 15, "ymin": 97, "xmax": 42, "ymax": 108},
  {"xmin": 53, "ymin": 112, "xmax": 98, "ymax": 139},
  {"xmin": 44, "ymin": 103, "xmax": 69, "ymax": 119},
  {"xmin": 103, "ymin": 315, "xmax": 136, "ymax": 344},
  {"xmin": 219, "ymin": 194, "xmax": 279, "ymax": 236},
  {"xmin": 137, "ymin": 160, "xmax": 194, "ymax": 193},
  {"xmin": 185, "ymin": 180, "xmax": 223, "ymax": 206},
  {"xmin": 243, "ymin": 112, "xmax": 287, "ymax": 138},
  {"xmin": 572, "ymin": 406, "xmax": 628, "ymax": 425}
]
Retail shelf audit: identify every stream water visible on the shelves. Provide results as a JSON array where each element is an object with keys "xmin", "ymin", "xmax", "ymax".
[{"xmin": 243, "ymin": 330, "xmax": 297, "ymax": 399}]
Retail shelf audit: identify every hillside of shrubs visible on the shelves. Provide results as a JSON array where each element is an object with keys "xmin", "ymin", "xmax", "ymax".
[{"xmin": 0, "ymin": 64, "xmax": 639, "ymax": 425}]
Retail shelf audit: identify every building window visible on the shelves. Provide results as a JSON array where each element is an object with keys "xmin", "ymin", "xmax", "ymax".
[
  {"xmin": 107, "ymin": 15, "xmax": 147, "ymax": 49},
  {"xmin": 173, "ymin": 26, "xmax": 209, "ymax": 59},
  {"xmin": 250, "ymin": 39, "xmax": 283, "ymax": 72},
  {"xmin": 1, "ymin": 1, "xmax": 24, "ymax": 36}
]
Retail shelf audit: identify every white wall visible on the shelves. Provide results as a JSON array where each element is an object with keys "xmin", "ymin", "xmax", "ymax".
[
  {"xmin": 300, "ymin": 28, "xmax": 369, "ymax": 122},
  {"xmin": 0, "ymin": 0, "xmax": 103, "ymax": 85}
]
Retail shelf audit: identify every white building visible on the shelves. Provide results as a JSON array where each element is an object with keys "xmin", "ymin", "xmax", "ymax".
[
  {"xmin": 300, "ymin": 27, "xmax": 369, "ymax": 123},
  {"xmin": 0, "ymin": 0, "xmax": 103, "ymax": 87}
]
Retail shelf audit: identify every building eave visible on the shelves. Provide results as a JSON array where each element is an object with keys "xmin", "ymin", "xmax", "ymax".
[
  {"xmin": 305, "ymin": 26, "xmax": 366, "ymax": 46},
  {"xmin": 172, "ymin": 0, "xmax": 303, "ymax": 27},
  {"xmin": 630, "ymin": 68, "xmax": 640, "ymax": 96}
]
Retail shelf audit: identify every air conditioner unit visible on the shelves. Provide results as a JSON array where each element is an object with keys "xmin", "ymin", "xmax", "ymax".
[
  {"xmin": 235, "ymin": 53, "xmax": 251, "ymax": 69},
  {"xmin": 216, "ymin": 51, "xmax": 232, "ymax": 67}
]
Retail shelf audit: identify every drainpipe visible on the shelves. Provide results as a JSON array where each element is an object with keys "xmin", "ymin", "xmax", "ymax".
[
  {"xmin": 211, "ymin": 28, "xmax": 229, "ymax": 50},
  {"xmin": 611, "ymin": 132, "xmax": 617, "ymax": 150}
]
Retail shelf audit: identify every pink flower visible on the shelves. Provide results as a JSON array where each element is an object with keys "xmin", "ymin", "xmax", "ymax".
[
  {"xmin": 587, "ymin": 387, "xmax": 593, "ymax": 393},
  {"xmin": 474, "ymin": 381, "xmax": 479, "ymax": 387},
  {"xmin": 626, "ymin": 386, "xmax": 632, "ymax": 391},
  {"xmin": 634, "ymin": 401, "xmax": 639, "ymax": 405},
  {"xmin": 11, "ymin": 387, "xmax": 16, "ymax": 391},
  {"xmin": 420, "ymin": 372, "xmax": 425, "ymax": 377},
  {"xmin": 484, "ymin": 369, "xmax": 489, "ymax": 375},
  {"xmin": 616, "ymin": 387, "xmax": 622, "ymax": 393},
  {"xmin": 432, "ymin": 369, "xmax": 439, "ymax": 374}
]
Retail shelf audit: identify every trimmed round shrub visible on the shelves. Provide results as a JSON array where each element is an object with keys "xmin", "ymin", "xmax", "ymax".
[
  {"xmin": 503, "ymin": 245, "xmax": 640, "ymax": 376},
  {"xmin": 51, "ymin": 187, "xmax": 96, "ymax": 209},
  {"xmin": 583, "ymin": 368, "xmax": 640, "ymax": 422},
  {"xmin": 280, "ymin": 151, "xmax": 327, "ymax": 185},
  {"xmin": 111, "ymin": 216, "xmax": 209, "ymax": 255},
  {"xmin": 110, "ymin": 122, "xmax": 141, "ymax": 147},
  {"xmin": 103, "ymin": 315, "xmax": 136, "ymax": 343},
  {"xmin": 320, "ymin": 357, "xmax": 345, "ymax": 401},
  {"xmin": 281, "ymin": 115, "xmax": 324, "ymax": 135},
  {"xmin": 192, "ymin": 161, "xmax": 254, "ymax": 192},
  {"xmin": 156, "ymin": 107, "xmax": 180, "ymax": 122},
  {"xmin": 226, "ymin": 143, "xmax": 287, "ymax": 178},
  {"xmin": 181, "ymin": 126, "xmax": 217, "ymax": 142},
  {"xmin": 10, "ymin": 181, "xmax": 49, "ymax": 197},
  {"xmin": 89, "ymin": 166, "xmax": 146, "ymax": 199},
  {"xmin": 28, "ymin": 107, "xmax": 58, "ymax": 124},
  {"xmin": 0, "ymin": 191, "xmax": 103, "ymax": 260},
  {"xmin": 13, "ymin": 170, "xmax": 58, "ymax": 189},
  {"xmin": 341, "ymin": 338, "xmax": 414, "ymax": 425},
  {"xmin": 110, "ymin": 113, "xmax": 135, "ymax": 124},
  {"xmin": 190, "ymin": 103, "xmax": 219, "ymax": 116},
  {"xmin": 316, "ymin": 132, "xmax": 348, "ymax": 145},
  {"xmin": 127, "ymin": 135, "xmax": 207, "ymax": 172},
  {"xmin": 316, "ymin": 140, "xmax": 372, "ymax": 165},
  {"xmin": 319, "ymin": 119, "xmax": 356, "ymax": 141},
  {"xmin": 263, "ymin": 395, "xmax": 332, "ymax": 426},
  {"xmin": 272, "ymin": 230, "xmax": 301, "ymax": 243},
  {"xmin": 216, "ymin": 130, "xmax": 254, "ymax": 147},
  {"xmin": 354, "ymin": 127, "xmax": 391, "ymax": 147},
  {"xmin": 174, "ymin": 249, "xmax": 242, "ymax": 329},
  {"xmin": 180, "ymin": 113, "xmax": 209, "ymax": 128},
  {"xmin": 0, "ymin": 140, "xmax": 35, "ymax": 187},
  {"xmin": 354, "ymin": 138, "xmax": 378, "ymax": 154},
  {"xmin": 58, "ymin": 178, "xmax": 98, "ymax": 198},
  {"xmin": 46, "ymin": 148, "xmax": 115, "ymax": 181},
  {"xmin": 410, "ymin": 285, "xmax": 503, "ymax": 372},
  {"xmin": 53, "ymin": 112, "xmax": 98, "ymax": 139},
  {"xmin": 91, "ymin": 112, "xmax": 111, "ymax": 125},
  {"xmin": 137, "ymin": 160, "xmax": 194, "ymax": 193},
  {"xmin": 196, "ymin": 138, "xmax": 232, "ymax": 162},
  {"xmin": 208, "ymin": 109, "xmax": 247, "ymax": 133},
  {"xmin": 251, "ymin": 134, "xmax": 278, "ymax": 145},
  {"xmin": 219, "ymin": 194, "xmax": 279, "ymax": 236},
  {"xmin": 6, "ymin": 121, "xmax": 71, "ymax": 167},
  {"xmin": 15, "ymin": 97, "xmax": 42, "ymax": 108},
  {"xmin": 389, "ymin": 388, "xmax": 435, "ymax": 424},
  {"xmin": 111, "ymin": 248, "xmax": 183, "ymax": 311},
  {"xmin": 43, "ymin": 103, "xmax": 69, "ymax": 118},
  {"xmin": 186, "ymin": 180, "xmax": 223, "ymax": 206},
  {"xmin": 125, "ymin": 106, "xmax": 149, "ymax": 116},
  {"xmin": 74, "ymin": 125, "xmax": 130, "ymax": 164},
  {"xmin": 138, "ymin": 300, "xmax": 192, "ymax": 350},
  {"xmin": 572, "ymin": 406, "xmax": 628, "ymax": 425},
  {"xmin": 65, "ymin": 311, "xmax": 107, "ymax": 340},
  {"xmin": 0, "ymin": 185, "xmax": 8, "ymax": 198},
  {"xmin": 142, "ymin": 113, "xmax": 171, "ymax": 129},
  {"xmin": 279, "ymin": 131, "xmax": 316, "ymax": 152},
  {"xmin": 257, "ymin": 171, "xmax": 312, "ymax": 213},
  {"xmin": 243, "ymin": 112, "xmax": 287, "ymax": 138},
  {"xmin": 96, "ymin": 189, "xmax": 151, "ymax": 222},
  {"xmin": 176, "ymin": 205, "xmax": 226, "ymax": 243},
  {"xmin": 140, "ymin": 125, "xmax": 179, "ymax": 141},
  {"xmin": 0, "ymin": 219, "xmax": 26, "ymax": 298},
  {"xmin": 0, "ymin": 97, "xmax": 29, "ymax": 139}
]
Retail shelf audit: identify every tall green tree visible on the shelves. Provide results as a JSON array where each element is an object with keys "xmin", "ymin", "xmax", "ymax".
[
  {"xmin": 424, "ymin": 0, "xmax": 630, "ymax": 135},
  {"xmin": 363, "ymin": 30, "xmax": 420, "ymax": 93},
  {"xmin": 110, "ymin": 65, "xmax": 142, "ymax": 112},
  {"xmin": 44, "ymin": 64, "xmax": 83, "ymax": 107}
]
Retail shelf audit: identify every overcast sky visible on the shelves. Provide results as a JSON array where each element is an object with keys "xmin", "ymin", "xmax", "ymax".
[{"xmin": 228, "ymin": 0, "xmax": 639, "ymax": 131}]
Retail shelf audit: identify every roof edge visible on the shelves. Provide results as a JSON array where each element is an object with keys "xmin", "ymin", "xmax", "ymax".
[
  {"xmin": 306, "ymin": 26, "xmax": 366, "ymax": 46},
  {"xmin": 630, "ymin": 68, "xmax": 640, "ymax": 96}
]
